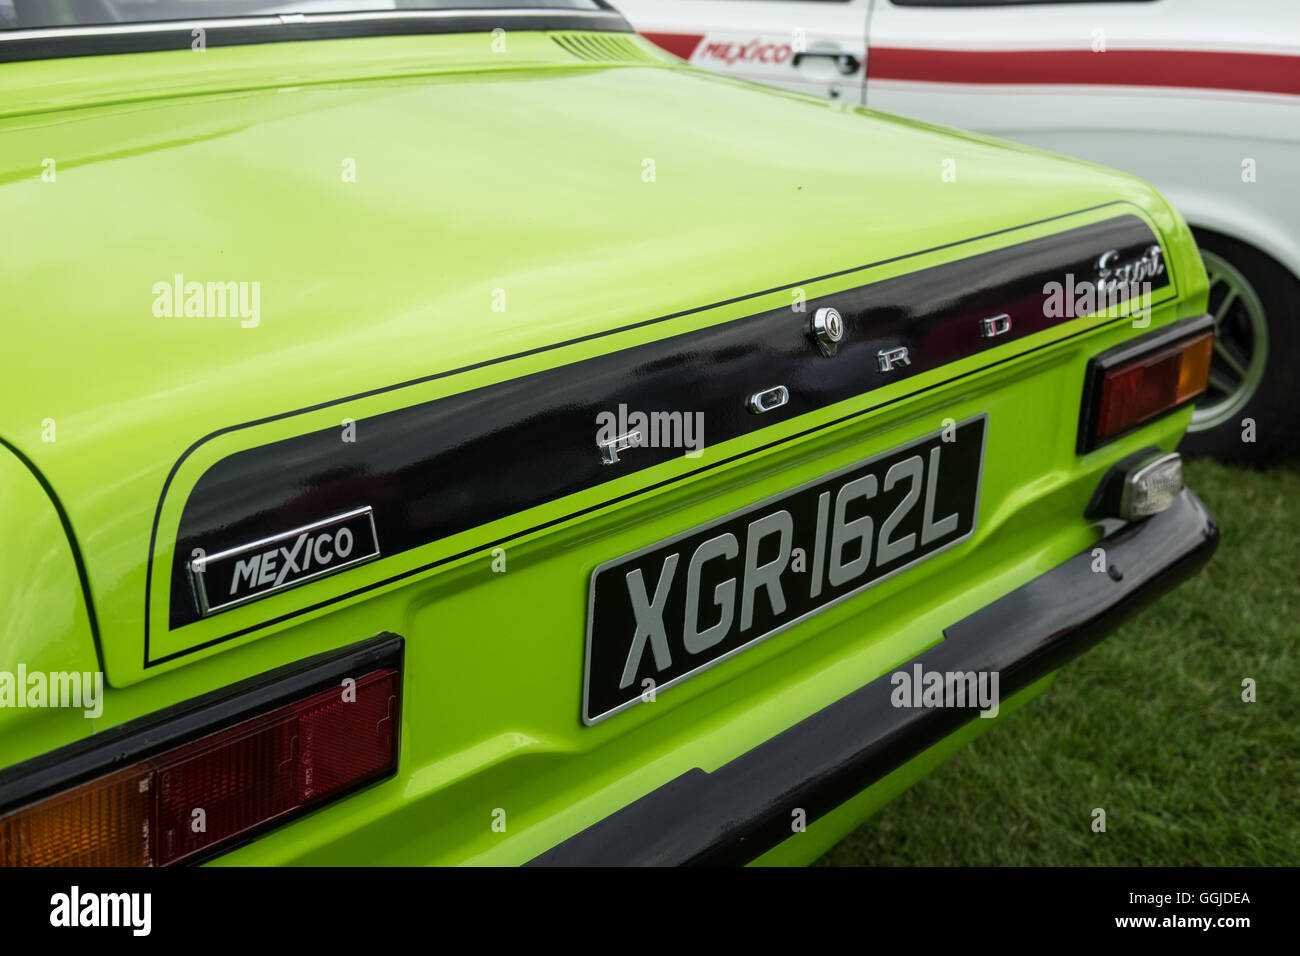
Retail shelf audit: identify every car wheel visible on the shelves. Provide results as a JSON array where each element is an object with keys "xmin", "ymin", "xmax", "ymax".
[{"xmin": 1178, "ymin": 229, "xmax": 1300, "ymax": 465}]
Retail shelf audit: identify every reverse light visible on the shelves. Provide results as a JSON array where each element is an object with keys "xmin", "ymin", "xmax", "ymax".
[
  {"xmin": 1123, "ymin": 453, "xmax": 1185, "ymax": 518},
  {"xmin": 1078, "ymin": 315, "xmax": 1214, "ymax": 453},
  {"xmin": 1086, "ymin": 449, "xmax": 1186, "ymax": 521},
  {"xmin": 0, "ymin": 637, "xmax": 401, "ymax": 867}
]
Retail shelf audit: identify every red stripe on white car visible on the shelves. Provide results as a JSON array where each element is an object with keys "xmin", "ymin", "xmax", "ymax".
[
  {"xmin": 868, "ymin": 47, "xmax": 1300, "ymax": 97},
  {"xmin": 642, "ymin": 31, "xmax": 705, "ymax": 61}
]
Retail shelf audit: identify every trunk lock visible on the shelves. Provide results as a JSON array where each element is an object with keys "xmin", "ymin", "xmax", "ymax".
[{"xmin": 810, "ymin": 307, "xmax": 845, "ymax": 357}]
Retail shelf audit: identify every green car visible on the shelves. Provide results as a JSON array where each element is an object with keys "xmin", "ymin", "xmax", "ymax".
[{"xmin": 0, "ymin": 1, "xmax": 1218, "ymax": 867}]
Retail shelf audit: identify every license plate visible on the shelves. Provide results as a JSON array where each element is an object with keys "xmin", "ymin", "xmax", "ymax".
[{"xmin": 582, "ymin": 414, "xmax": 986, "ymax": 724}]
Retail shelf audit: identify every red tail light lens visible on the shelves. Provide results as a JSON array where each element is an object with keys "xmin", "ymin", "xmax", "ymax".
[
  {"xmin": 1, "ymin": 667, "xmax": 398, "ymax": 867},
  {"xmin": 1079, "ymin": 317, "xmax": 1214, "ymax": 452}
]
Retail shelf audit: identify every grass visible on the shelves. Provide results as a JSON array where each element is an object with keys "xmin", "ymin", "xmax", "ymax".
[{"xmin": 817, "ymin": 458, "xmax": 1299, "ymax": 866}]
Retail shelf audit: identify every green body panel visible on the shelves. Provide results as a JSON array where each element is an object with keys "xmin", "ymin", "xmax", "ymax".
[
  {"xmin": 0, "ymin": 30, "xmax": 1208, "ymax": 864},
  {"xmin": 0, "ymin": 448, "xmax": 101, "ymax": 767}
]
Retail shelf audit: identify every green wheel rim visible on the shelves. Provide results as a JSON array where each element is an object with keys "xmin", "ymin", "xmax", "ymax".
[{"xmin": 1189, "ymin": 250, "xmax": 1270, "ymax": 432}]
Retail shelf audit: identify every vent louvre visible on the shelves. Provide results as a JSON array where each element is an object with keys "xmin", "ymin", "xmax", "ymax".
[{"xmin": 550, "ymin": 32, "xmax": 659, "ymax": 64}]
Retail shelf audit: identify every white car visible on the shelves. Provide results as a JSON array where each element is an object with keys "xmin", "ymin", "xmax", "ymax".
[{"xmin": 617, "ymin": 0, "xmax": 1299, "ymax": 463}]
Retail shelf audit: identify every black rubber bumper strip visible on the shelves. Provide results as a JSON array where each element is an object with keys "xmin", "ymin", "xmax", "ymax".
[{"xmin": 528, "ymin": 488, "xmax": 1218, "ymax": 866}]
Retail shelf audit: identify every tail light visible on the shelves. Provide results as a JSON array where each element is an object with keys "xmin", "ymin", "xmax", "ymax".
[
  {"xmin": 1078, "ymin": 314, "xmax": 1214, "ymax": 453},
  {"xmin": 0, "ymin": 635, "xmax": 401, "ymax": 867}
]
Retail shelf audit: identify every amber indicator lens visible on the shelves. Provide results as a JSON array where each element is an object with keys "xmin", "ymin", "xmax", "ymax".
[
  {"xmin": 1175, "ymin": 333, "xmax": 1214, "ymax": 404},
  {"xmin": 0, "ymin": 766, "xmax": 151, "ymax": 867}
]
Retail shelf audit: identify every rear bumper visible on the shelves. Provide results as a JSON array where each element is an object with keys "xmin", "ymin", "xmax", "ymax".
[{"xmin": 529, "ymin": 487, "xmax": 1218, "ymax": 866}]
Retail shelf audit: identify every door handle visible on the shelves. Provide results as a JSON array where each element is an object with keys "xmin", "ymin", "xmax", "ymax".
[{"xmin": 791, "ymin": 51, "xmax": 861, "ymax": 76}]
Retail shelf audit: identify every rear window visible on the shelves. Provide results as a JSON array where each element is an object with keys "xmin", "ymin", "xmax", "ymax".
[{"xmin": 1, "ymin": 0, "xmax": 603, "ymax": 31}]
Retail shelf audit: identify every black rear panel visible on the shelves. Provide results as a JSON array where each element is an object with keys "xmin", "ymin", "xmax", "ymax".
[{"xmin": 166, "ymin": 212, "xmax": 1171, "ymax": 633}]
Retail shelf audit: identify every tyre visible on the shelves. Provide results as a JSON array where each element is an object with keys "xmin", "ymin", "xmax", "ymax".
[{"xmin": 1178, "ymin": 229, "xmax": 1300, "ymax": 465}]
